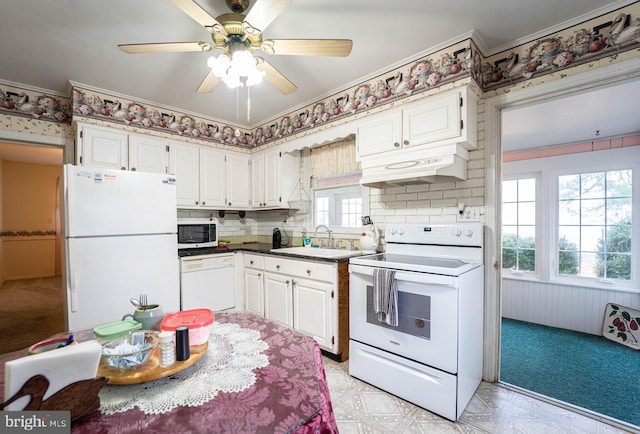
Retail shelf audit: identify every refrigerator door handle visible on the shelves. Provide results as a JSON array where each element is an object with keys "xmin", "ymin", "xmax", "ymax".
[{"xmin": 70, "ymin": 274, "xmax": 78, "ymax": 312}]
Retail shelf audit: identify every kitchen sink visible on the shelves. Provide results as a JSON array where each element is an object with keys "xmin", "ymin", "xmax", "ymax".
[{"xmin": 271, "ymin": 246, "xmax": 364, "ymax": 259}]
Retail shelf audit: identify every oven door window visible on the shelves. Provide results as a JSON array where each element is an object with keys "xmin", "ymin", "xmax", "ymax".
[{"xmin": 365, "ymin": 285, "xmax": 431, "ymax": 339}]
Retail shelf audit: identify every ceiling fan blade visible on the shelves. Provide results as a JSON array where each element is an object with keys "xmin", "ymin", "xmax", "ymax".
[
  {"xmin": 261, "ymin": 39, "xmax": 353, "ymax": 57},
  {"xmin": 242, "ymin": 0, "xmax": 292, "ymax": 36},
  {"xmin": 171, "ymin": 0, "xmax": 226, "ymax": 34},
  {"xmin": 196, "ymin": 70, "xmax": 221, "ymax": 94},
  {"xmin": 118, "ymin": 42, "xmax": 215, "ymax": 54},
  {"xmin": 255, "ymin": 57, "xmax": 296, "ymax": 95}
]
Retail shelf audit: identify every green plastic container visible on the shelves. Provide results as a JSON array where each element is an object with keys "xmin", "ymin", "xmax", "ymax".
[{"xmin": 93, "ymin": 319, "xmax": 142, "ymax": 340}]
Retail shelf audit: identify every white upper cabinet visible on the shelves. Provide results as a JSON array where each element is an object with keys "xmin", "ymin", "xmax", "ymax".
[
  {"xmin": 356, "ymin": 110, "xmax": 402, "ymax": 157},
  {"xmin": 199, "ymin": 147, "xmax": 227, "ymax": 208},
  {"xmin": 169, "ymin": 142, "xmax": 200, "ymax": 207},
  {"xmin": 225, "ymin": 152, "xmax": 251, "ymax": 208},
  {"xmin": 251, "ymin": 149, "xmax": 299, "ymax": 209},
  {"xmin": 77, "ymin": 123, "xmax": 168, "ymax": 173},
  {"xmin": 263, "ymin": 150, "xmax": 281, "ymax": 207},
  {"xmin": 128, "ymin": 134, "xmax": 169, "ymax": 174},
  {"xmin": 169, "ymin": 143, "xmax": 250, "ymax": 209},
  {"xmin": 402, "ymin": 90, "xmax": 461, "ymax": 146},
  {"xmin": 356, "ymin": 85, "xmax": 477, "ymax": 160},
  {"xmin": 250, "ymin": 152, "xmax": 266, "ymax": 207}
]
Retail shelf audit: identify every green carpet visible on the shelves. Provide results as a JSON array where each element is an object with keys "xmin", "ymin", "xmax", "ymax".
[{"xmin": 500, "ymin": 318, "xmax": 640, "ymax": 427}]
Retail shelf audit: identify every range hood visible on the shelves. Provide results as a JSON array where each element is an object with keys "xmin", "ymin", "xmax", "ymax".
[{"xmin": 359, "ymin": 145, "xmax": 468, "ymax": 188}]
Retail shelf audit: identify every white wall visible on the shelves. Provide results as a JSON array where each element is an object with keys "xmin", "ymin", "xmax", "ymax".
[{"xmin": 502, "ymin": 278, "xmax": 640, "ymax": 335}]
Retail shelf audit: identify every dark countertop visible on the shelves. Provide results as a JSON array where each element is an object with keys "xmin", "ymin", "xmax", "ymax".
[
  {"xmin": 178, "ymin": 242, "xmax": 369, "ymax": 263},
  {"xmin": 178, "ymin": 242, "xmax": 271, "ymax": 257}
]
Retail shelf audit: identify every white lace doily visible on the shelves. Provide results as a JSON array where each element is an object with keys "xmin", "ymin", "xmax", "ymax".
[{"xmin": 99, "ymin": 322, "xmax": 269, "ymax": 415}]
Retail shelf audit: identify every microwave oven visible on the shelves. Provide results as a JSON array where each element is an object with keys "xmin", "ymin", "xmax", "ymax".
[{"xmin": 177, "ymin": 220, "xmax": 218, "ymax": 249}]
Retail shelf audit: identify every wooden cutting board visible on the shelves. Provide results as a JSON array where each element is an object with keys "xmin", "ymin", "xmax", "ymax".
[{"xmin": 98, "ymin": 343, "xmax": 208, "ymax": 384}]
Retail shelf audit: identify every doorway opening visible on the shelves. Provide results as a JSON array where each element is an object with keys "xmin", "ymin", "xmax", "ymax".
[
  {"xmin": 0, "ymin": 142, "xmax": 65, "ymax": 353},
  {"xmin": 496, "ymin": 78, "xmax": 640, "ymax": 428}
]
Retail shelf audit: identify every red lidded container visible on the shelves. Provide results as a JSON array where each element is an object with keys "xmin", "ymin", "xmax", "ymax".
[{"xmin": 160, "ymin": 308, "xmax": 214, "ymax": 346}]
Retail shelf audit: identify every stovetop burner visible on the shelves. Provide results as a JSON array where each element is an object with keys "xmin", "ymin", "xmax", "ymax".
[
  {"xmin": 351, "ymin": 252, "xmax": 481, "ymax": 276},
  {"xmin": 349, "ymin": 223, "xmax": 484, "ymax": 276}
]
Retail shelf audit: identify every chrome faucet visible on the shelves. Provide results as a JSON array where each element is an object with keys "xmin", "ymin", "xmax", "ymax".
[{"xmin": 314, "ymin": 224, "xmax": 333, "ymax": 248}]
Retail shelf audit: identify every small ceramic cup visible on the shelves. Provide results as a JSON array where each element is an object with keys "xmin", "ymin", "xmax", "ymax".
[{"xmin": 122, "ymin": 304, "xmax": 164, "ymax": 331}]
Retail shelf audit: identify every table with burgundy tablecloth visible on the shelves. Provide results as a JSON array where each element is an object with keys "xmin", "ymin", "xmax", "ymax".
[{"xmin": 0, "ymin": 312, "xmax": 338, "ymax": 433}]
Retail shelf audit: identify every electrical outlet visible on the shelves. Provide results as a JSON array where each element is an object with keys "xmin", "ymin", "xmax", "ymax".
[{"xmin": 459, "ymin": 206, "xmax": 480, "ymax": 221}]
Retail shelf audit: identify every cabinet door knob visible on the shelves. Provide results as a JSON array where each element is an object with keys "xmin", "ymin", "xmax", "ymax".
[
  {"xmin": 121, "ymin": 166, "xmax": 127, "ymax": 170},
  {"xmin": 202, "ymin": 201, "xmax": 205, "ymax": 205},
  {"xmin": 403, "ymin": 139, "xmax": 409, "ymax": 146},
  {"xmin": 306, "ymin": 269, "xmax": 311, "ymax": 275},
  {"xmin": 276, "ymin": 265, "xmax": 280, "ymax": 270},
  {"xmin": 286, "ymin": 279, "xmax": 290, "ymax": 284},
  {"xmin": 394, "ymin": 142, "xmax": 400, "ymax": 148},
  {"xmin": 195, "ymin": 201, "xmax": 199, "ymax": 205},
  {"xmin": 131, "ymin": 167, "xmax": 136, "ymax": 171},
  {"xmin": 250, "ymin": 260, "xmax": 254, "ymax": 265}
]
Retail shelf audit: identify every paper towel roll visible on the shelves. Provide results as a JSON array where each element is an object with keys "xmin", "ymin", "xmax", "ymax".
[{"xmin": 4, "ymin": 340, "xmax": 102, "ymax": 411}]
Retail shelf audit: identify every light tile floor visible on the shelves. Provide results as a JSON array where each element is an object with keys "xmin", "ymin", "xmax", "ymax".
[{"xmin": 322, "ymin": 356, "xmax": 636, "ymax": 434}]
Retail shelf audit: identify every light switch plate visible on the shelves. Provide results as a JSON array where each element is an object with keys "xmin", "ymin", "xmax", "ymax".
[{"xmin": 459, "ymin": 206, "xmax": 480, "ymax": 221}]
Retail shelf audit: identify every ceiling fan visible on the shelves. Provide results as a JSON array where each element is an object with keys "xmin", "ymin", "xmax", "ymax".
[{"xmin": 118, "ymin": 0, "xmax": 353, "ymax": 95}]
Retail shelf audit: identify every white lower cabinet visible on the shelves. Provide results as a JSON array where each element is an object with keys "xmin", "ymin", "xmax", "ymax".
[
  {"xmin": 243, "ymin": 254, "xmax": 264, "ymax": 316},
  {"xmin": 293, "ymin": 277, "xmax": 333, "ymax": 350},
  {"xmin": 264, "ymin": 271, "xmax": 294, "ymax": 328},
  {"xmin": 243, "ymin": 253, "xmax": 345, "ymax": 357}
]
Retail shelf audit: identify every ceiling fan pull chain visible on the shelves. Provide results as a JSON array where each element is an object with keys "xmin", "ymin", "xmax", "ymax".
[
  {"xmin": 234, "ymin": 87, "xmax": 241, "ymax": 138},
  {"xmin": 247, "ymin": 86, "xmax": 251, "ymax": 123}
]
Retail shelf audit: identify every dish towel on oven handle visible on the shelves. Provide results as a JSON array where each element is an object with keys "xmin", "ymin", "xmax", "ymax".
[{"xmin": 373, "ymin": 268, "xmax": 398, "ymax": 327}]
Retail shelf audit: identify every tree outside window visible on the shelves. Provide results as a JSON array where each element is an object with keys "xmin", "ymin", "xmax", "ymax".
[
  {"xmin": 502, "ymin": 178, "xmax": 536, "ymax": 272},
  {"xmin": 558, "ymin": 170, "xmax": 632, "ymax": 281}
]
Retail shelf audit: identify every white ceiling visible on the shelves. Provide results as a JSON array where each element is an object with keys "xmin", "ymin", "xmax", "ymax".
[
  {"xmin": 502, "ymin": 79, "xmax": 640, "ymax": 152},
  {"xmin": 0, "ymin": 0, "xmax": 632, "ymax": 127},
  {"xmin": 0, "ymin": 0, "xmax": 638, "ymax": 164}
]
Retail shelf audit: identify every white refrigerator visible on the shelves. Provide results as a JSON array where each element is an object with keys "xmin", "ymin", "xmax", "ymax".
[{"xmin": 62, "ymin": 164, "xmax": 180, "ymax": 331}]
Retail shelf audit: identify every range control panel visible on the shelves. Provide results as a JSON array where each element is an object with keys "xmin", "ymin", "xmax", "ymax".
[{"xmin": 385, "ymin": 223, "xmax": 483, "ymax": 247}]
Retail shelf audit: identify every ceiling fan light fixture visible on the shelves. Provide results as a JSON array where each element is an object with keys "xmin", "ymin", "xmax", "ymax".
[
  {"xmin": 208, "ymin": 54, "xmax": 231, "ymax": 77},
  {"xmin": 232, "ymin": 50, "xmax": 256, "ymax": 72},
  {"xmin": 208, "ymin": 50, "xmax": 264, "ymax": 89}
]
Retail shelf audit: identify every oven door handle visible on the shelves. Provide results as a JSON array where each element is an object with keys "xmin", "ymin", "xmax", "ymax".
[
  {"xmin": 349, "ymin": 264, "xmax": 456, "ymax": 287},
  {"xmin": 395, "ymin": 271, "xmax": 456, "ymax": 287}
]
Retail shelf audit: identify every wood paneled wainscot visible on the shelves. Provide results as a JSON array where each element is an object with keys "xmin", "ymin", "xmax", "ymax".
[{"xmin": 242, "ymin": 252, "xmax": 349, "ymax": 361}]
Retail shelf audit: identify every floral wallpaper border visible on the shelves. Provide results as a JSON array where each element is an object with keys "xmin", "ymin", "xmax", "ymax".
[
  {"xmin": 1, "ymin": 3, "xmax": 638, "ymax": 151},
  {"xmin": 70, "ymin": 39, "xmax": 475, "ymax": 150},
  {"xmin": 0, "ymin": 230, "xmax": 57, "ymax": 238},
  {"xmin": 0, "ymin": 83, "xmax": 71, "ymax": 124},
  {"xmin": 482, "ymin": 5, "xmax": 640, "ymax": 91}
]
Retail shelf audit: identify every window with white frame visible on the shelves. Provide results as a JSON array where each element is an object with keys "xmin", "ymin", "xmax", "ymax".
[
  {"xmin": 309, "ymin": 135, "xmax": 364, "ymax": 230},
  {"xmin": 557, "ymin": 169, "xmax": 632, "ymax": 282},
  {"xmin": 314, "ymin": 184, "xmax": 363, "ymax": 228},
  {"xmin": 502, "ymin": 146, "xmax": 637, "ymax": 291},
  {"xmin": 502, "ymin": 177, "xmax": 537, "ymax": 273}
]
